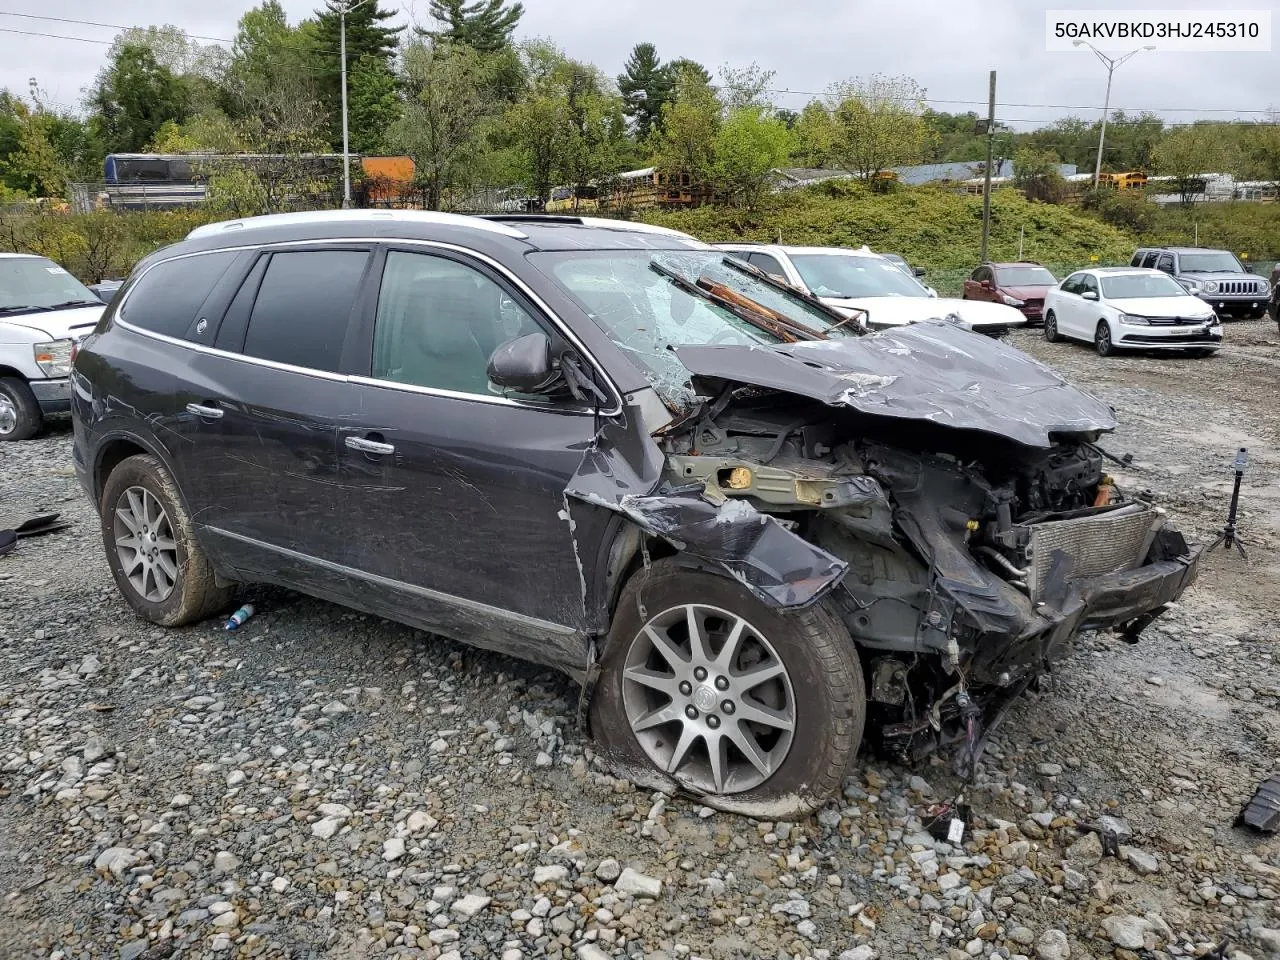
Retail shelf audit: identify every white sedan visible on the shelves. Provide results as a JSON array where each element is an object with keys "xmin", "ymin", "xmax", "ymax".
[{"xmin": 1044, "ymin": 267, "xmax": 1222, "ymax": 357}]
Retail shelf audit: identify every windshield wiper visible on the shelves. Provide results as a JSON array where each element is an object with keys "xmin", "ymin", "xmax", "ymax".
[
  {"xmin": 718, "ymin": 257, "xmax": 865, "ymax": 332},
  {"xmin": 0, "ymin": 305, "xmax": 52, "ymax": 314},
  {"xmin": 647, "ymin": 261, "xmax": 821, "ymax": 343},
  {"xmin": 46, "ymin": 299, "xmax": 103, "ymax": 310}
]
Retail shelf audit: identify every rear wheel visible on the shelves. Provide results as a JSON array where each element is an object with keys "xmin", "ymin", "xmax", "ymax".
[
  {"xmin": 100, "ymin": 453, "xmax": 233, "ymax": 626},
  {"xmin": 1094, "ymin": 320, "xmax": 1115, "ymax": 357},
  {"xmin": 0, "ymin": 378, "xmax": 42, "ymax": 442},
  {"xmin": 1043, "ymin": 310, "xmax": 1061, "ymax": 343},
  {"xmin": 590, "ymin": 558, "xmax": 865, "ymax": 817}
]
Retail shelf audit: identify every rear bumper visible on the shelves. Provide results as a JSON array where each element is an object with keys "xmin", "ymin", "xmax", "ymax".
[{"xmin": 30, "ymin": 377, "xmax": 71, "ymax": 413}]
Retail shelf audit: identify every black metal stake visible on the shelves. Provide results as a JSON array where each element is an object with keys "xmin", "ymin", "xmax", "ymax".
[{"xmin": 1208, "ymin": 447, "xmax": 1248, "ymax": 559}]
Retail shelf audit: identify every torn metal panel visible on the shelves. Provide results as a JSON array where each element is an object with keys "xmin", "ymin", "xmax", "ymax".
[
  {"xmin": 675, "ymin": 320, "xmax": 1118, "ymax": 448},
  {"xmin": 564, "ymin": 407, "xmax": 848, "ymax": 610}
]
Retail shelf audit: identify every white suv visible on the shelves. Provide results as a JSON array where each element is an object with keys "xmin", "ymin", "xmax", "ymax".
[
  {"xmin": 713, "ymin": 243, "xmax": 1025, "ymax": 335},
  {"xmin": 0, "ymin": 253, "xmax": 106, "ymax": 440},
  {"xmin": 1043, "ymin": 267, "xmax": 1222, "ymax": 357}
]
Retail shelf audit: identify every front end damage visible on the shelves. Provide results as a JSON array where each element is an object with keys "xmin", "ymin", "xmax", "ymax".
[{"xmin": 568, "ymin": 322, "xmax": 1201, "ymax": 777}]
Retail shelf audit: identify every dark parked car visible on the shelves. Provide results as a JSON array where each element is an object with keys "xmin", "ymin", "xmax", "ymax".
[
  {"xmin": 1131, "ymin": 246, "xmax": 1272, "ymax": 320},
  {"xmin": 71, "ymin": 210, "xmax": 1202, "ymax": 816},
  {"xmin": 963, "ymin": 262, "xmax": 1059, "ymax": 326}
]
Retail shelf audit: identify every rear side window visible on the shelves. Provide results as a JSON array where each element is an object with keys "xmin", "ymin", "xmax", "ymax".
[
  {"xmin": 1156, "ymin": 253, "xmax": 1174, "ymax": 273},
  {"xmin": 121, "ymin": 252, "xmax": 239, "ymax": 339},
  {"xmin": 241, "ymin": 250, "xmax": 370, "ymax": 372},
  {"xmin": 1130, "ymin": 251, "xmax": 1145, "ymax": 267}
]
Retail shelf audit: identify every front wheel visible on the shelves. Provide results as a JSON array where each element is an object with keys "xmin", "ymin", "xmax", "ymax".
[
  {"xmin": 590, "ymin": 558, "xmax": 865, "ymax": 818},
  {"xmin": 100, "ymin": 453, "xmax": 233, "ymax": 626},
  {"xmin": 1044, "ymin": 310, "xmax": 1061, "ymax": 343},
  {"xmin": 1095, "ymin": 320, "xmax": 1115, "ymax": 357},
  {"xmin": 0, "ymin": 378, "xmax": 42, "ymax": 441}
]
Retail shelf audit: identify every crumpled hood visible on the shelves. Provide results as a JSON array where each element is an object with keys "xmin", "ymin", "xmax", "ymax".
[
  {"xmin": 675, "ymin": 319, "xmax": 1117, "ymax": 448},
  {"xmin": 819, "ymin": 295, "xmax": 1026, "ymax": 329}
]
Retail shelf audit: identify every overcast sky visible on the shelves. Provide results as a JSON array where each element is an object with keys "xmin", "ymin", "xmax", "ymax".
[{"xmin": 1, "ymin": 0, "xmax": 1275, "ymax": 130}]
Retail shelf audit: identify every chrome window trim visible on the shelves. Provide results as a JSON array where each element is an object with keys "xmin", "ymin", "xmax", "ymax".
[
  {"xmin": 207, "ymin": 526, "xmax": 580, "ymax": 636},
  {"xmin": 113, "ymin": 237, "xmax": 624, "ymax": 417}
]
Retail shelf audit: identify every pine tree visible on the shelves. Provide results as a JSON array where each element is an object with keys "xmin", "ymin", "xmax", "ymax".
[
  {"xmin": 310, "ymin": 1, "xmax": 404, "ymax": 150},
  {"xmin": 425, "ymin": 0, "xmax": 524, "ymax": 54},
  {"xmin": 616, "ymin": 43, "xmax": 671, "ymax": 140}
]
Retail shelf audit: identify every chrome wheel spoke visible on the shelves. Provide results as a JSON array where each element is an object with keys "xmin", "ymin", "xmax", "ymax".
[
  {"xmin": 115, "ymin": 506, "xmax": 141, "ymax": 536},
  {"xmin": 623, "ymin": 664, "xmax": 680, "ymax": 697},
  {"xmin": 155, "ymin": 550, "xmax": 178, "ymax": 582},
  {"xmin": 631, "ymin": 702, "xmax": 681, "ymax": 732},
  {"xmin": 707, "ymin": 731, "xmax": 729, "ymax": 794},
  {"xmin": 737, "ymin": 696, "xmax": 795, "ymax": 733},
  {"xmin": 712, "ymin": 618, "xmax": 747, "ymax": 672},
  {"xmin": 643, "ymin": 624, "xmax": 689, "ymax": 670},
  {"xmin": 733, "ymin": 658, "xmax": 786, "ymax": 692},
  {"xmin": 665, "ymin": 723, "xmax": 700, "ymax": 774},
  {"xmin": 121, "ymin": 550, "xmax": 144, "ymax": 575},
  {"xmin": 685, "ymin": 605, "xmax": 715, "ymax": 663},
  {"xmin": 727, "ymin": 720, "xmax": 773, "ymax": 778},
  {"xmin": 114, "ymin": 485, "xmax": 178, "ymax": 603},
  {"xmin": 154, "ymin": 536, "xmax": 177, "ymax": 552}
]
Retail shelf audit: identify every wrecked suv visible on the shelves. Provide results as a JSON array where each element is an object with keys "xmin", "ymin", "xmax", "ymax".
[{"xmin": 71, "ymin": 211, "xmax": 1201, "ymax": 817}]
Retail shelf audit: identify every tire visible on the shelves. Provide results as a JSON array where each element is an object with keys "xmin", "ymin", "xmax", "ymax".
[
  {"xmin": 1094, "ymin": 320, "xmax": 1115, "ymax": 357},
  {"xmin": 1187, "ymin": 348, "xmax": 1217, "ymax": 358},
  {"xmin": 100, "ymin": 453, "xmax": 233, "ymax": 627},
  {"xmin": 590, "ymin": 558, "xmax": 865, "ymax": 818},
  {"xmin": 1044, "ymin": 310, "xmax": 1061, "ymax": 343},
  {"xmin": 0, "ymin": 377, "xmax": 42, "ymax": 442}
]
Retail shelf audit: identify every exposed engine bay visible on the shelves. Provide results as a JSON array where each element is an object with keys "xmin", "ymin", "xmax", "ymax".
[{"xmin": 651, "ymin": 390, "xmax": 1199, "ymax": 775}]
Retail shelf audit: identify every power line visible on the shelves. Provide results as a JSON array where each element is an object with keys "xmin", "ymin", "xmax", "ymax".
[
  {"xmin": 0, "ymin": 11, "xmax": 233, "ymax": 44},
  {"xmin": 2, "ymin": 12, "xmax": 1275, "ymax": 121}
]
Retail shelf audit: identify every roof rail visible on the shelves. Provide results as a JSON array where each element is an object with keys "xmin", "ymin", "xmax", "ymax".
[{"xmin": 476, "ymin": 214, "xmax": 584, "ymax": 224}]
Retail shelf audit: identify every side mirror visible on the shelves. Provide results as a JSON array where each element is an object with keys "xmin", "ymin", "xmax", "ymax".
[
  {"xmin": 1244, "ymin": 263, "xmax": 1255, "ymax": 273},
  {"xmin": 980, "ymin": 279, "xmax": 992, "ymax": 289},
  {"xmin": 487, "ymin": 332, "xmax": 560, "ymax": 394},
  {"xmin": 1082, "ymin": 290, "xmax": 1099, "ymax": 301},
  {"xmin": 913, "ymin": 266, "xmax": 926, "ymax": 277}
]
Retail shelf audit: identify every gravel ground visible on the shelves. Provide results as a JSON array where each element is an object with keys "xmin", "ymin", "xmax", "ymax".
[{"xmin": 4, "ymin": 323, "xmax": 1280, "ymax": 960}]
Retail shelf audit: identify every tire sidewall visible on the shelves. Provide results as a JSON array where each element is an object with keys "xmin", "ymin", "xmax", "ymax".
[
  {"xmin": 100, "ymin": 455, "xmax": 200, "ymax": 626},
  {"xmin": 1095, "ymin": 320, "xmax": 1113, "ymax": 357},
  {"xmin": 591, "ymin": 560, "xmax": 863, "ymax": 814},
  {"xmin": 0, "ymin": 378, "xmax": 42, "ymax": 442}
]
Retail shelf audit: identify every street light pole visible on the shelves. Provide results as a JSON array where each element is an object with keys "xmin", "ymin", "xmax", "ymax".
[
  {"xmin": 1073, "ymin": 40, "xmax": 1155, "ymax": 188},
  {"xmin": 329, "ymin": 0, "xmax": 372, "ymax": 209}
]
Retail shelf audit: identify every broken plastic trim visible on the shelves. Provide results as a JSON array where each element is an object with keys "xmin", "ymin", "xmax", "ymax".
[{"xmin": 564, "ymin": 408, "xmax": 848, "ymax": 611}]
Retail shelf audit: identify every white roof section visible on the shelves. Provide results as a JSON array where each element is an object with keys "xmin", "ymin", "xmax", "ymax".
[
  {"xmin": 0, "ymin": 251, "xmax": 43, "ymax": 259},
  {"xmin": 186, "ymin": 209, "xmax": 529, "ymax": 241}
]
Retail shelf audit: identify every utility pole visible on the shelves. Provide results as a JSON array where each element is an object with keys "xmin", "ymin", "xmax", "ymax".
[
  {"xmin": 979, "ymin": 70, "xmax": 995, "ymax": 263},
  {"xmin": 1073, "ymin": 40, "xmax": 1155, "ymax": 188},
  {"xmin": 328, "ymin": 0, "xmax": 372, "ymax": 209}
]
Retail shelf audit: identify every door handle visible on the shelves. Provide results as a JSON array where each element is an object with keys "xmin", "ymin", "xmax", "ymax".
[
  {"xmin": 186, "ymin": 403, "xmax": 223, "ymax": 420},
  {"xmin": 345, "ymin": 435, "xmax": 395, "ymax": 455}
]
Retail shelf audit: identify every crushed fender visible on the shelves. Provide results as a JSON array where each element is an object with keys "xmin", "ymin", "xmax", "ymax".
[{"xmin": 563, "ymin": 408, "xmax": 847, "ymax": 611}]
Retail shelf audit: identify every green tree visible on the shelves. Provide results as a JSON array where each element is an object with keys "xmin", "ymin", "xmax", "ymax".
[
  {"xmin": 311, "ymin": 0, "xmax": 404, "ymax": 150},
  {"xmin": 88, "ymin": 44, "xmax": 192, "ymax": 153},
  {"xmin": 791, "ymin": 100, "xmax": 833, "ymax": 167},
  {"xmin": 617, "ymin": 43, "xmax": 671, "ymax": 140},
  {"xmin": 663, "ymin": 58, "xmax": 711, "ymax": 87},
  {"xmin": 651, "ymin": 61, "xmax": 721, "ymax": 190},
  {"xmin": 2, "ymin": 102, "xmax": 67, "ymax": 196},
  {"xmin": 1243, "ymin": 122, "xmax": 1280, "ymax": 183},
  {"xmin": 1152, "ymin": 124, "xmax": 1233, "ymax": 205},
  {"xmin": 559, "ymin": 62, "xmax": 626, "ymax": 200},
  {"xmin": 425, "ymin": 0, "xmax": 523, "ymax": 53},
  {"xmin": 824, "ymin": 74, "xmax": 932, "ymax": 180},
  {"xmin": 716, "ymin": 62, "xmax": 775, "ymax": 113},
  {"xmin": 712, "ymin": 107, "xmax": 792, "ymax": 208},
  {"xmin": 392, "ymin": 40, "xmax": 503, "ymax": 209},
  {"xmin": 1012, "ymin": 147, "xmax": 1066, "ymax": 203},
  {"xmin": 226, "ymin": 3, "xmax": 329, "ymax": 153}
]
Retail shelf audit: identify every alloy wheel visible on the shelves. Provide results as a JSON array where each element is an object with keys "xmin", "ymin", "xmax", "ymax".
[
  {"xmin": 0, "ymin": 392, "xmax": 16, "ymax": 436},
  {"xmin": 113, "ymin": 485, "xmax": 179, "ymax": 602},
  {"xmin": 621, "ymin": 603, "xmax": 796, "ymax": 795},
  {"xmin": 1096, "ymin": 323, "xmax": 1113, "ymax": 356}
]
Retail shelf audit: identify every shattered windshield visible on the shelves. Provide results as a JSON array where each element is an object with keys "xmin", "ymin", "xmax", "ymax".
[
  {"xmin": 533, "ymin": 249, "xmax": 857, "ymax": 403},
  {"xmin": 0, "ymin": 256, "xmax": 100, "ymax": 313},
  {"xmin": 790, "ymin": 253, "xmax": 931, "ymax": 299}
]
